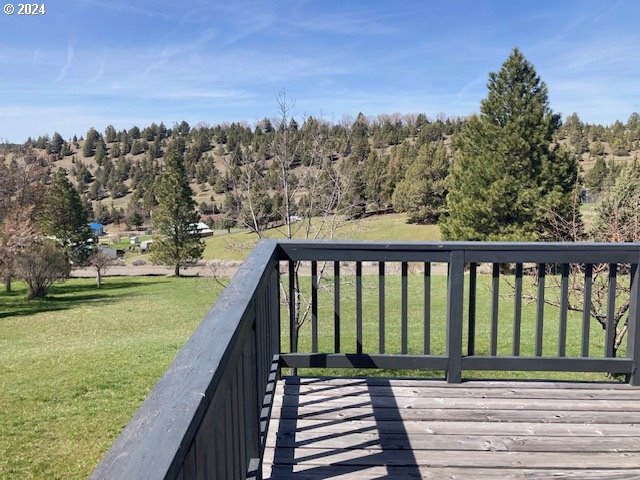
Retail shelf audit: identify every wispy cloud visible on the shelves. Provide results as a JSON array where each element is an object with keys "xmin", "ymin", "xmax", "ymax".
[
  {"xmin": 55, "ymin": 42, "xmax": 75, "ymax": 82},
  {"xmin": 87, "ymin": 60, "xmax": 105, "ymax": 84},
  {"xmin": 292, "ymin": 12, "xmax": 396, "ymax": 36},
  {"xmin": 77, "ymin": 0, "xmax": 172, "ymax": 20}
]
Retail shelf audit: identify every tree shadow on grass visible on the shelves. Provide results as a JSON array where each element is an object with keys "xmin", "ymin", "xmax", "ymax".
[{"xmin": 0, "ymin": 278, "xmax": 171, "ymax": 319}]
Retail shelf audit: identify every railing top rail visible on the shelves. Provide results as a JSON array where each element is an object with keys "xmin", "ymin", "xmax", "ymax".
[
  {"xmin": 277, "ymin": 240, "xmax": 640, "ymax": 252},
  {"xmin": 277, "ymin": 240, "xmax": 640, "ymax": 263},
  {"xmin": 92, "ymin": 239, "xmax": 279, "ymax": 480}
]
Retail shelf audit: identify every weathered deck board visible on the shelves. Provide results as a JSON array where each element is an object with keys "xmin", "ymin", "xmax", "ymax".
[
  {"xmin": 281, "ymin": 384, "xmax": 640, "ymax": 400},
  {"xmin": 268, "ymin": 465, "xmax": 640, "ymax": 480},
  {"xmin": 264, "ymin": 377, "xmax": 640, "ymax": 479}
]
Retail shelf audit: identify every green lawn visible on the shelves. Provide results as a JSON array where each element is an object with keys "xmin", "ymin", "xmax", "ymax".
[
  {"xmin": 0, "ymin": 278, "xmax": 224, "ymax": 480},
  {"xmin": 203, "ymin": 213, "xmax": 441, "ymax": 260}
]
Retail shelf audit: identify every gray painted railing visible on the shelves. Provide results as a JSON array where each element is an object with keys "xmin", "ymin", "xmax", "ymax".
[
  {"xmin": 92, "ymin": 240, "xmax": 280, "ymax": 480},
  {"xmin": 280, "ymin": 241, "xmax": 640, "ymax": 384},
  {"xmin": 93, "ymin": 240, "xmax": 640, "ymax": 480}
]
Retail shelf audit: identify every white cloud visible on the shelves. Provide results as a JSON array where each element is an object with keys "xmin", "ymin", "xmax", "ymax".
[{"xmin": 55, "ymin": 42, "xmax": 75, "ymax": 82}]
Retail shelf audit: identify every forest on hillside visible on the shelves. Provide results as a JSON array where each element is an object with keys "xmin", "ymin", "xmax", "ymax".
[{"xmin": 1, "ymin": 107, "xmax": 639, "ymax": 233}]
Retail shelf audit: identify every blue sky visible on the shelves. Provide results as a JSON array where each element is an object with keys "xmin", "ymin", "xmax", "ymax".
[{"xmin": 1, "ymin": 0, "xmax": 639, "ymax": 142}]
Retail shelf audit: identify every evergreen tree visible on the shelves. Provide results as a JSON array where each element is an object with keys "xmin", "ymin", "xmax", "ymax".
[
  {"xmin": 341, "ymin": 156, "xmax": 366, "ymax": 219},
  {"xmin": 592, "ymin": 162, "xmax": 640, "ymax": 242},
  {"xmin": 39, "ymin": 170, "xmax": 91, "ymax": 263},
  {"xmin": 83, "ymin": 128, "xmax": 99, "ymax": 157},
  {"xmin": 104, "ymin": 125, "xmax": 117, "ymax": 143},
  {"xmin": 441, "ymin": 48, "xmax": 578, "ymax": 241},
  {"xmin": 392, "ymin": 143, "xmax": 449, "ymax": 223},
  {"xmin": 151, "ymin": 144, "xmax": 204, "ymax": 276},
  {"xmin": 585, "ymin": 157, "xmax": 609, "ymax": 194},
  {"xmin": 363, "ymin": 151, "xmax": 388, "ymax": 210},
  {"xmin": 48, "ymin": 132, "xmax": 64, "ymax": 156}
]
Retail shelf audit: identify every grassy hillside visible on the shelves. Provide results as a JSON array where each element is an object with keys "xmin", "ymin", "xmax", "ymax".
[{"xmin": 202, "ymin": 213, "xmax": 441, "ymax": 260}]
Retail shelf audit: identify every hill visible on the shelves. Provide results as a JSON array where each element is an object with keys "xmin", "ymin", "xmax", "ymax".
[{"xmin": 1, "ymin": 112, "xmax": 639, "ymax": 231}]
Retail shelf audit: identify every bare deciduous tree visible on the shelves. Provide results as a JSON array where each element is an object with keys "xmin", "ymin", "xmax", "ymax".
[
  {"xmin": 508, "ymin": 166, "xmax": 640, "ymax": 360},
  {"xmin": 17, "ymin": 240, "xmax": 69, "ymax": 299},
  {"xmin": 0, "ymin": 149, "xmax": 50, "ymax": 292},
  {"xmin": 89, "ymin": 249, "xmax": 115, "ymax": 289}
]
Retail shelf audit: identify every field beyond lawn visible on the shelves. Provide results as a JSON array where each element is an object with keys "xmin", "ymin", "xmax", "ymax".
[
  {"xmin": 0, "ymin": 277, "xmax": 224, "ymax": 480},
  {"xmin": 203, "ymin": 213, "xmax": 441, "ymax": 261}
]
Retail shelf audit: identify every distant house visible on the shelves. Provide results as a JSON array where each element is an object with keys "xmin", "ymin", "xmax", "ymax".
[
  {"xmin": 98, "ymin": 246, "xmax": 120, "ymax": 259},
  {"xmin": 191, "ymin": 222, "xmax": 214, "ymax": 237},
  {"xmin": 89, "ymin": 222, "xmax": 105, "ymax": 236},
  {"xmin": 140, "ymin": 239, "xmax": 154, "ymax": 253}
]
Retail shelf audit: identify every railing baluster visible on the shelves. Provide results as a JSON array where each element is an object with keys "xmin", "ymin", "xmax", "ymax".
[
  {"xmin": 606, "ymin": 263, "xmax": 617, "ymax": 358},
  {"xmin": 629, "ymin": 260, "xmax": 640, "ymax": 386},
  {"xmin": 288, "ymin": 261, "xmax": 296, "ymax": 353},
  {"xmin": 468, "ymin": 262, "xmax": 476, "ymax": 356},
  {"xmin": 237, "ymin": 360, "xmax": 247, "ymax": 476},
  {"xmin": 224, "ymin": 394, "xmax": 233, "ymax": 479},
  {"xmin": 559, "ymin": 263, "xmax": 569, "ymax": 357},
  {"xmin": 513, "ymin": 263, "xmax": 523, "ymax": 356},
  {"xmin": 582, "ymin": 264, "xmax": 593, "ymax": 357},
  {"xmin": 535, "ymin": 263, "xmax": 546, "ymax": 356},
  {"xmin": 356, "ymin": 261, "xmax": 363, "ymax": 354},
  {"xmin": 424, "ymin": 262, "xmax": 431, "ymax": 355},
  {"xmin": 402, "ymin": 262, "xmax": 408, "ymax": 354},
  {"xmin": 231, "ymin": 365, "xmax": 240, "ymax": 480},
  {"xmin": 379, "ymin": 261, "xmax": 385, "ymax": 354},
  {"xmin": 311, "ymin": 261, "xmax": 318, "ymax": 353},
  {"xmin": 334, "ymin": 261, "xmax": 340, "ymax": 353},
  {"xmin": 491, "ymin": 263, "xmax": 500, "ymax": 356}
]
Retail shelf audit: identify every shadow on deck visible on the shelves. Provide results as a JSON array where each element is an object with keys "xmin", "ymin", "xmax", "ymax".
[{"xmin": 265, "ymin": 376, "xmax": 640, "ymax": 479}]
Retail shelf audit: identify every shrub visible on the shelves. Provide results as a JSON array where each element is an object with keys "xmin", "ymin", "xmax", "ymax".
[{"xmin": 17, "ymin": 240, "xmax": 69, "ymax": 298}]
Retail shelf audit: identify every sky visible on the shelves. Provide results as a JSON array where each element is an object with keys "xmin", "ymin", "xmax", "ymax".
[{"xmin": 0, "ymin": 0, "xmax": 639, "ymax": 142}]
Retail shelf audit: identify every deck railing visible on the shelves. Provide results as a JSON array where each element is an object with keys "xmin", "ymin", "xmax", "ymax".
[
  {"xmin": 93, "ymin": 240, "xmax": 640, "ymax": 480},
  {"xmin": 92, "ymin": 240, "xmax": 281, "ymax": 480},
  {"xmin": 280, "ymin": 241, "xmax": 640, "ymax": 383}
]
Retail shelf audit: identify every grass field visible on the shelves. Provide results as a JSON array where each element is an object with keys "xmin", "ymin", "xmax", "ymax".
[
  {"xmin": 0, "ymin": 277, "xmax": 224, "ymax": 480},
  {"xmin": 0, "ymin": 267, "xmax": 626, "ymax": 478},
  {"xmin": 203, "ymin": 213, "xmax": 441, "ymax": 260}
]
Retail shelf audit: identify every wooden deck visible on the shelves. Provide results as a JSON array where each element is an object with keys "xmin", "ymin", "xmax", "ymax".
[{"xmin": 264, "ymin": 377, "xmax": 640, "ymax": 479}]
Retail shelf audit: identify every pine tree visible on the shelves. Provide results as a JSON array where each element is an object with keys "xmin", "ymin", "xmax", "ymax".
[
  {"xmin": 593, "ymin": 162, "xmax": 640, "ymax": 242},
  {"xmin": 39, "ymin": 170, "xmax": 91, "ymax": 263},
  {"xmin": 392, "ymin": 143, "xmax": 449, "ymax": 223},
  {"xmin": 48, "ymin": 132, "xmax": 64, "ymax": 156},
  {"xmin": 363, "ymin": 151, "xmax": 388, "ymax": 210},
  {"xmin": 151, "ymin": 144, "xmax": 204, "ymax": 276},
  {"xmin": 441, "ymin": 48, "xmax": 578, "ymax": 241},
  {"xmin": 585, "ymin": 157, "xmax": 609, "ymax": 194}
]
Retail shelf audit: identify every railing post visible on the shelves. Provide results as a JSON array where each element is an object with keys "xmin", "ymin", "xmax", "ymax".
[
  {"xmin": 629, "ymin": 257, "xmax": 640, "ymax": 386},
  {"xmin": 446, "ymin": 250, "xmax": 465, "ymax": 383},
  {"xmin": 288, "ymin": 261, "xmax": 296, "ymax": 353}
]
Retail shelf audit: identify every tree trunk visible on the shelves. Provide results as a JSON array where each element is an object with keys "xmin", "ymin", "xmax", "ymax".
[
  {"xmin": 96, "ymin": 269, "xmax": 101, "ymax": 289},
  {"xmin": 4, "ymin": 272, "xmax": 11, "ymax": 293},
  {"xmin": 175, "ymin": 264, "xmax": 180, "ymax": 277}
]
